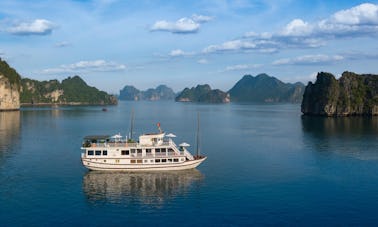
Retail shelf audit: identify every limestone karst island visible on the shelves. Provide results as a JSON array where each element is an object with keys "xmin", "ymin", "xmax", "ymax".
[
  {"xmin": 0, "ymin": 58, "xmax": 117, "ymax": 111},
  {"xmin": 302, "ymin": 72, "xmax": 378, "ymax": 116}
]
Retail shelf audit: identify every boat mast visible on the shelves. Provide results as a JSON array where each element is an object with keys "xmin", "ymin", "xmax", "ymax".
[
  {"xmin": 129, "ymin": 109, "xmax": 134, "ymax": 141},
  {"xmin": 196, "ymin": 112, "xmax": 200, "ymax": 158}
]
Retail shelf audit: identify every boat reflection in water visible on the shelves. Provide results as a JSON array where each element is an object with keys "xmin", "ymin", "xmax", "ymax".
[
  {"xmin": 83, "ymin": 169, "xmax": 204, "ymax": 206},
  {"xmin": 0, "ymin": 111, "xmax": 20, "ymax": 163}
]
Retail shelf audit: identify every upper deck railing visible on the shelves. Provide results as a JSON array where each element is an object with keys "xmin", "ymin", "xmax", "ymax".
[{"xmin": 82, "ymin": 140, "xmax": 173, "ymax": 148}]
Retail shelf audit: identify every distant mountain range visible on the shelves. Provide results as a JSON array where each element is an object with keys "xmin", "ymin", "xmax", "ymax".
[
  {"xmin": 119, "ymin": 85, "xmax": 175, "ymax": 101},
  {"xmin": 118, "ymin": 74, "xmax": 305, "ymax": 104},
  {"xmin": 228, "ymin": 73, "xmax": 305, "ymax": 103},
  {"xmin": 175, "ymin": 84, "xmax": 230, "ymax": 103}
]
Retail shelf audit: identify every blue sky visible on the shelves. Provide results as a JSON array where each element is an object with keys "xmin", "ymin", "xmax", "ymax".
[{"xmin": 0, "ymin": 0, "xmax": 378, "ymax": 93}]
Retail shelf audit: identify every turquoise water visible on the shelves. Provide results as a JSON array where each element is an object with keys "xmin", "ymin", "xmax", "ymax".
[{"xmin": 1, "ymin": 101, "xmax": 378, "ymax": 225}]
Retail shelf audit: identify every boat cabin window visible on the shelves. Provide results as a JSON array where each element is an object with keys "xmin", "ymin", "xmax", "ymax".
[
  {"xmin": 95, "ymin": 150, "xmax": 101, "ymax": 155},
  {"xmin": 161, "ymin": 148, "xmax": 166, "ymax": 153},
  {"xmin": 168, "ymin": 159, "xmax": 172, "ymax": 162},
  {"xmin": 146, "ymin": 149, "xmax": 152, "ymax": 153},
  {"xmin": 161, "ymin": 159, "xmax": 167, "ymax": 163},
  {"xmin": 131, "ymin": 160, "xmax": 136, "ymax": 164},
  {"xmin": 137, "ymin": 149, "xmax": 142, "ymax": 154},
  {"xmin": 131, "ymin": 149, "xmax": 136, "ymax": 154},
  {"xmin": 168, "ymin": 148, "xmax": 174, "ymax": 153},
  {"xmin": 137, "ymin": 159, "xmax": 142, "ymax": 163},
  {"xmin": 155, "ymin": 148, "xmax": 161, "ymax": 153},
  {"xmin": 88, "ymin": 150, "xmax": 94, "ymax": 155},
  {"xmin": 121, "ymin": 150, "xmax": 129, "ymax": 155},
  {"xmin": 103, "ymin": 150, "xmax": 108, "ymax": 156},
  {"xmin": 155, "ymin": 159, "xmax": 161, "ymax": 163},
  {"xmin": 174, "ymin": 158, "xmax": 179, "ymax": 162}
]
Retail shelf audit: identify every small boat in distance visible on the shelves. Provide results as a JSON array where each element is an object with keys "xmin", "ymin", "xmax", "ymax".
[{"xmin": 81, "ymin": 123, "xmax": 206, "ymax": 171}]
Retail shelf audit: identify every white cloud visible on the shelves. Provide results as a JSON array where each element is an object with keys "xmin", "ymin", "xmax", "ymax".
[
  {"xmin": 222, "ymin": 64, "xmax": 261, "ymax": 72},
  {"xmin": 150, "ymin": 14, "xmax": 213, "ymax": 34},
  {"xmin": 280, "ymin": 19, "xmax": 312, "ymax": 36},
  {"xmin": 150, "ymin": 18, "xmax": 200, "ymax": 34},
  {"xmin": 203, "ymin": 40, "xmax": 256, "ymax": 53},
  {"xmin": 8, "ymin": 19, "xmax": 56, "ymax": 35},
  {"xmin": 272, "ymin": 54, "xmax": 344, "ymax": 65},
  {"xmin": 197, "ymin": 58, "xmax": 208, "ymax": 64},
  {"xmin": 192, "ymin": 14, "xmax": 213, "ymax": 23},
  {"xmin": 41, "ymin": 60, "xmax": 126, "ymax": 74},
  {"xmin": 169, "ymin": 49, "xmax": 194, "ymax": 57},
  {"xmin": 204, "ymin": 3, "xmax": 378, "ymax": 54},
  {"xmin": 331, "ymin": 3, "xmax": 378, "ymax": 25}
]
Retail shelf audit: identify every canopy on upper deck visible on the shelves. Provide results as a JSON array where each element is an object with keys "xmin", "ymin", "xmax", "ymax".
[{"xmin": 83, "ymin": 135, "xmax": 110, "ymax": 141}]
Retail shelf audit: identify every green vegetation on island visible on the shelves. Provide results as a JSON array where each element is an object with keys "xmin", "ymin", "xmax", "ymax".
[
  {"xmin": 21, "ymin": 75, "xmax": 117, "ymax": 105},
  {"xmin": 228, "ymin": 73, "xmax": 305, "ymax": 103},
  {"xmin": 0, "ymin": 58, "xmax": 21, "ymax": 88},
  {"xmin": 0, "ymin": 58, "xmax": 21, "ymax": 110},
  {"xmin": 119, "ymin": 85, "xmax": 175, "ymax": 101},
  {"xmin": 175, "ymin": 84, "xmax": 230, "ymax": 103},
  {"xmin": 301, "ymin": 71, "xmax": 378, "ymax": 116}
]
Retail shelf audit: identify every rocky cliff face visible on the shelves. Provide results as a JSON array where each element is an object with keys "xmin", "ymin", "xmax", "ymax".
[
  {"xmin": 301, "ymin": 71, "xmax": 378, "ymax": 116},
  {"xmin": 0, "ymin": 59, "xmax": 21, "ymax": 111},
  {"xmin": 0, "ymin": 75, "xmax": 20, "ymax": 110}
]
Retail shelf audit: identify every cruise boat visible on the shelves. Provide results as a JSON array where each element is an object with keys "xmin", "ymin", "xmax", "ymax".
[{"xmin": 81, "ymin": 124, "xmax": 206, "ymax": 171}]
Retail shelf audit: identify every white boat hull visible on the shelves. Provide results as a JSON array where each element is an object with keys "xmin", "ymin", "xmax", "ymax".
[{"xmin": 82, "ymin": 157, "xmax": 207, "ymax": 171}]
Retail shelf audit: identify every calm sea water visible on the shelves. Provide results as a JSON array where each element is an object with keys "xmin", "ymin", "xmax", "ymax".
[{"xmin": 1, "ymin": 101, "xmax": 378, "ymax": 226}]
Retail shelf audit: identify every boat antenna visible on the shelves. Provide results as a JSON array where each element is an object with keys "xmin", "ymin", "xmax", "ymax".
[
  {"xmin": 157, "ymin": 122, "xmax": 162, "ymax": 133},
  {"xmin": 196, "ymin": 112, "xmax": 200, "ymax": 158},
  {"xmin": 129, "ymin": 109, "xmax": 134, "ymax": 141}
]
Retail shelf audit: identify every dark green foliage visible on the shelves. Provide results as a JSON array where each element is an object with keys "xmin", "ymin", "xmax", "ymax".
[
  {"xmin": 0, "ymin": 58, "xmax": 21, "ymax": 88},
  {"xmin": 175, "ymin": 84, "xmax": 229, "ymax": 103},
  {"xmin": 20, "ymin": 75, "xmax": 117, "ymax": 105},
  {"xmin": 228, "ymin": 73, "xmax": 305, "ymax": 102},
  {"xmin": 119, "ymin": 85, "xmax": 141, "ymax": 100},
  {"xmin": 20, "ymin": 78, "xmax": 60, "ymax": 103},
  {"xmin": 119, "ymin": 85, "xmax": 175, "ymax": 101},
  {"xmin": 61, "ymin": 76, "xmax": 114, "ymax": 104},
  {"xmin": 301, "ymin": 71, "xmax": 378, "ymax": 116}
]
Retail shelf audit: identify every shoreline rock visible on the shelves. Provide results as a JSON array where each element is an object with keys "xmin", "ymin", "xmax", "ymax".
[
  {"xmin": 0, "ymin": 59, "xmax": 21, "ymax": 111},
  {"xmin": 301, "ymin": 71, "xmax": 378, "ymax": 116}
]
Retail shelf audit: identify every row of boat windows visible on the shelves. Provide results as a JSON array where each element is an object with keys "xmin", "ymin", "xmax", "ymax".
[
  {"xmin": 123, "ymin": 158, "xmax": 183, "ymax": 163},
  {"xmin": 87, "ymin": 148, "xmax": 175, "ymax": 156},
  {"xmin": 121, "ymin": 148, "xmax": 175, "ymax": 155},
  {"xmin": 87, "ymin": 150, "xmax": 107, "ymax": 156},
  {"xmin": 89, "ymin": 158, "xmax": 185, "ymax": 164}
]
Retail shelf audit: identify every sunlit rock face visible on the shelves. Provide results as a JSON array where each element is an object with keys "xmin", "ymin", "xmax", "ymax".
[{"xmin": 0, "ymin": 74, "xmax": 20, "ymax": 111}]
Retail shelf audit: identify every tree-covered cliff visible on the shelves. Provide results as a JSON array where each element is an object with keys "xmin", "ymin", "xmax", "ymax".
[
  {"xmin": 175, "ymin": 84, "xmax": 230, "ymax": 103},
  {"xmin": 0, "ymin": 58, "xmax": 21, "ymax": 110},
  {"xmin": 301, "ymin": 71, "xmax": 378, "ymax": 116},
  {"xmin": 228, "ymin": 74, "xmax": 305, "ymax": 103},
  {"xmin": 119, "ymin": 85, "xmax": 175, "ymax": 101},
  {"xmin": 21, "ymin": 75, "xmax": 117, "ymax": 105}
]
